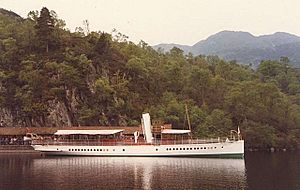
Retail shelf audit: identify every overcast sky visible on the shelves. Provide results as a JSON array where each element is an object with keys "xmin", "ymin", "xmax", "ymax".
[{"xmin": 1, "ymin": 0, "xmax": 300, "ymax": 45}]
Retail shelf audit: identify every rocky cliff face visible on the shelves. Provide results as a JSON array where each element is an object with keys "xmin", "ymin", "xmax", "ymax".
[
  {"xmin": 0, "ymin": 108, "xmax": 14, "ymax": 127},
  {"xmin": 46, "ymin": 100, "xmax": 75, "ymax": 127},
  {"xmin": 0, "ymin": 101, "xmax": 71, "ymax": 127},
  {"xmin": 0, "ymin": 92, "xmax": 80, "ymax": 128}
]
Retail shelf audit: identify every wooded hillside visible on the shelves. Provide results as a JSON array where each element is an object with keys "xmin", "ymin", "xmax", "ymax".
[{"xmin": 0, "ymin": 8, "xmax": 299, "ymax": 149}]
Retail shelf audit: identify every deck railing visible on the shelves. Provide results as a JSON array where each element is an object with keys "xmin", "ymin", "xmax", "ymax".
[{"xmin": 32, "ymin": 138, "xmax": 234, "ymax": 146}]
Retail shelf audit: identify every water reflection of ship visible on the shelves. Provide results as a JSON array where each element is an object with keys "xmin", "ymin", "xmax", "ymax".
[{"xmin": 32, "ymin": 157, "xmax": 247, "ymax": 189}]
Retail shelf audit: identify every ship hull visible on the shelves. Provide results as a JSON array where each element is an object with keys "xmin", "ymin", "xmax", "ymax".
[{"xmin": 32, "ymin": 140, "xmax": 244, "ymax": 158}]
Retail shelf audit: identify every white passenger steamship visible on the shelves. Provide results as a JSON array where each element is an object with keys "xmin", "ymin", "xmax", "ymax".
[{"xmin": 32, "ymin": 113, "xmax": 244, "ymax": 158}]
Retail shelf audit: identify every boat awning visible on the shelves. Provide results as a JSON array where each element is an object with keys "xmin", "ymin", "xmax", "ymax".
[
  {"xmin": 54, "ymin": 130, "xmax": 123, "ymax": 135},
  {"xmin": 161, "ymin": 129, "xmax": 191, "ymax": 134}
]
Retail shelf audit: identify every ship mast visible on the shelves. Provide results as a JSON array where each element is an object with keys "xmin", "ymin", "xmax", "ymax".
[{"xmin": 185, "ymin": 104, "xmax": 192, "ymax": 134}]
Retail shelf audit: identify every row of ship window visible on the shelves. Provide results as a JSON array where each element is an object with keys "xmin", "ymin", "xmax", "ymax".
[
  {"xmin": 166, "ymin": 146, "xmax": 223, "ymax": 151},
  {"xmin": 68, "ymin": 148, "xmax": 114, "ymax": 152},
  {"xmin": 67, "ymin": 146, "xmax": 224, "ymax": 152}
]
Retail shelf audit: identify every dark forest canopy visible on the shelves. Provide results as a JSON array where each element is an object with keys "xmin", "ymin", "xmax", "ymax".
[{"xmin": 0, "ymin": 8, "xmax": 300, "ymax": 149}]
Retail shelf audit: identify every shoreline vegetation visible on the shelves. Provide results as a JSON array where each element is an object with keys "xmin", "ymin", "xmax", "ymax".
[{"xmin": 0, "ymin": 7, "xmax": 299, "ymax": 150}]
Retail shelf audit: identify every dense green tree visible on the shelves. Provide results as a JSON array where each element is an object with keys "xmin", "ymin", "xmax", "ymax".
[{"xmin": 185, "ymin": 67, "xmax": 212, "ymax": 105}]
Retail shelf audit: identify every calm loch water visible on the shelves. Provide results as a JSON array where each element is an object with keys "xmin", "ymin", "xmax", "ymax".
[{"xmin": 0, "ymin": 152, "xmax": 299, "ymax": 190}]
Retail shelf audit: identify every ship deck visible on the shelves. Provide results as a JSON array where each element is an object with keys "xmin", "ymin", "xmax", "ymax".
[{"xmin": 32, "ymin": 138, "xmax": 234, "ymax": 146}]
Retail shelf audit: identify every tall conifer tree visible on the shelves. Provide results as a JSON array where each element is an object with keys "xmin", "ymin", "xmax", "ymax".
[{"xmin": 35, "ymin": 7, "xmax": 54, "ymax": 52}]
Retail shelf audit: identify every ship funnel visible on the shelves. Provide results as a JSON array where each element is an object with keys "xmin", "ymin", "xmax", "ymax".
[{"xmin": 141, "ymin": 113, "xmax": 153, "ymax": 143}]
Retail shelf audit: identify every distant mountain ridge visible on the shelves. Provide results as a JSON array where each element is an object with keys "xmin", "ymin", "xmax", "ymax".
[{"xmin": 153, "ymin": 31, "xmax": 300, "ymax": 67}]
